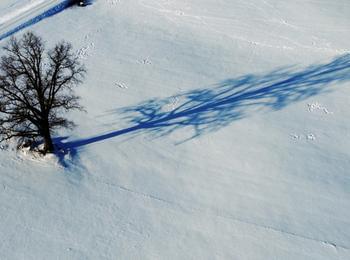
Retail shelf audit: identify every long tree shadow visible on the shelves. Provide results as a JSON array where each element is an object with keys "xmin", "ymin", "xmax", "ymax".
[{"xmin": 56, "ymin": 54, "xmax": 350, "ymax": 158}]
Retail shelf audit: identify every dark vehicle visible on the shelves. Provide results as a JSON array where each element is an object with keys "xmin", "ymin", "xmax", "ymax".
[{"xmin": 75, "ymin": 0, "xmax": 88, "ymax": 6}]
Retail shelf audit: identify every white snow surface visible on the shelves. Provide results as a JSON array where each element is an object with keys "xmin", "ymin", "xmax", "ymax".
[{"xmin": 0, "ymin": 0, "xmax": 350, "ymax": 259}]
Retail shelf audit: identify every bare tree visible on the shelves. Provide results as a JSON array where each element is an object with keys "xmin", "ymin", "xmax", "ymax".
[{"xmin": 0, "ymin": 31, "xmax": 86, "ymax": 154}]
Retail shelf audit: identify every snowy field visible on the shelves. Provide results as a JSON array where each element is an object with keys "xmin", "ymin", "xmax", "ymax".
[{"xmin": 0, "ymin": 0, "xmax": 350, "ymax": 259}]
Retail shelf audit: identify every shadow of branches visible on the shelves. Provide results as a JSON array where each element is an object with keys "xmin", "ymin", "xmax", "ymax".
[{"xmin": 58, "ymin": 54, "xmax": 350, "ymax": 153}]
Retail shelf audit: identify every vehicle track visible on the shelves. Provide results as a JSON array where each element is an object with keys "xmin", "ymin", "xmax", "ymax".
[{"xmin": 0, "ymin": 0, "xmax": 69, "ymax": 40}]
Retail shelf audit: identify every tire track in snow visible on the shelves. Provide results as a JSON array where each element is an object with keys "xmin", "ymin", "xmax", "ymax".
[
  {"xmin": 99, "ymin": 179, "xmax": 350, "ymax": 252},
  {"xmin": 0, "ymin": 0, "xmax": 71, "ymax": 41},
  {"xmin": 137, "ymin": 0, "xmax": 349, "ymax": 54}
]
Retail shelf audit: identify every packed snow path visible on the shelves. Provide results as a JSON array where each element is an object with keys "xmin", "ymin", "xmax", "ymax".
[{"xmin": 0, "ymin": 0, "xmax": 69, "ymax": 40}]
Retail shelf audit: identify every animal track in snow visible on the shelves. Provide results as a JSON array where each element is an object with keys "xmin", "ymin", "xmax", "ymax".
[
  {"xmin": 76, "ymin": 43, "xmax": 95, "ymax": 60},
  {"xmin": 83, "ymin": 28, "xmax": 103, "ymax": 42},
  {"xmin": 107, "ymin": 0, "xmax": 121, "ymax": 5},
  {"xmin": 84, "ymin": 34, "xmax": 93, "ymax": 41},
  {"xmin": 115, "ymin": 82, "xmax": 128, "ymax": 89},
  {"xmin": 306, "ymin": 133, "xmax": 316, "ymax": 140},
  {"xmin": 137, "ymin": 58, "xmax": 152, "ymax": 65},
  {"xmin": 138, "ymin": 0, "xmax": 205, "ymax": 25},
  {"xmin": 174, "ymin": 10, "xmax": 185, "ymax": 16},
  {"xmin": 307, "ymin": 102, "xmax": 333, "ymax": 114},
  {"xmin": 165, "ymin": 96, "xmax": 180, "ymax": 111},
  {"xmin": 290, "ymin": 133, "xmax": 316, "ymax": 141},
  {"xmin": 290, "ymin": 134, "xmax": 301, "ymax": 140}
]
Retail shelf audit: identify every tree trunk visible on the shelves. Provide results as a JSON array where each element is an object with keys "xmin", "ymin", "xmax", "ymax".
[{"xmin": 42, "ymin": 126, "xmax": 54, "ymax": 154}]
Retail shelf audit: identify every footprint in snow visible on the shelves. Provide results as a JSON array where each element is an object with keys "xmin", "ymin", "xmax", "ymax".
[
  {"xmin": 175, "ymin": 10, "xmax": 185, "ymax": 16},
  {"xmin": 307, "ymin": 102, "xmax": 333, "ymax": 114},
  {"xmin": 115, "ymin": 82, "xmax": 128, "ymax": 89},
  {"xmin": 306, "ymin": 133, "xmax": 316, "ymax": 141},
  {"xmin": 107, "ymin": 0, "xmax": 120, "ymax": 5},
  {"xmin": 76, "ymin": 43, "xmax": 95, "ymax": 60},
  {"xmin": 165, "ymin": 96, "xmax": 180, "ymax": 111},
  {"xmin": 290, "ymin": 134, "xmax": 301, "ymax": 140},
  {"xmin": 138, "ymin": 58, "xmax": 152, "ymax": 65},
  {"xmin": 290, "ymin": 133, "xmax": 316, "ymax": 141}
]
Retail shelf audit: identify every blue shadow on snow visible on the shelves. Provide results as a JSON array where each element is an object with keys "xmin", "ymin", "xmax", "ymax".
[{"xmin": 55, "ymin": 54, "xmax": 350, "ymax": 164}]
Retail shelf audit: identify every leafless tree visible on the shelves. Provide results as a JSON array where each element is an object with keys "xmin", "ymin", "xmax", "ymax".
[{"xmin": 0, "ymin": 31, "xmax": 86, "ymax": 154}]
